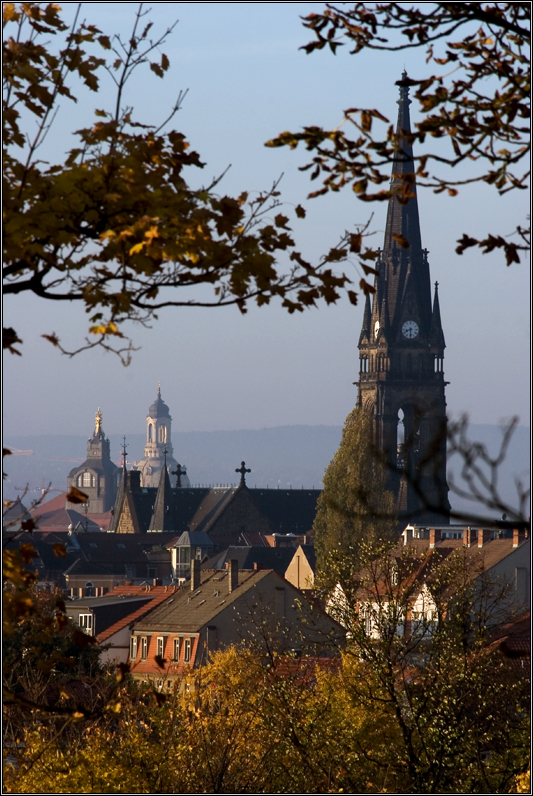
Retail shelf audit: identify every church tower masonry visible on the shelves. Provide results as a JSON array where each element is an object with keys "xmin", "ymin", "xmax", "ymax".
[{"xmin": 356, "ymin": 72, "xmax": 450, "ymax": 523}]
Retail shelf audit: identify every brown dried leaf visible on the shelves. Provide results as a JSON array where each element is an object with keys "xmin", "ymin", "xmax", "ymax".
[{"xmin": 66, "ymin": 487, "xmax": 89, "ymax": 504}]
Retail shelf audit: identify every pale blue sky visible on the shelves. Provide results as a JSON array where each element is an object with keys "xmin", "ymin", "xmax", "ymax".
[{"xmin": 3, "ymin": 2, "xmax": 530, "ymax": 439}]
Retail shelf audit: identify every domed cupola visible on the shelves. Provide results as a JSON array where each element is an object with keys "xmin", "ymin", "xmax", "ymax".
[
  {"xmin": 148, "ymin": 388, "xmax": 171, "ymax": 419},
  {"xmin": 134, "ymin": 385, "xmax": 190, "ymax": 489}
]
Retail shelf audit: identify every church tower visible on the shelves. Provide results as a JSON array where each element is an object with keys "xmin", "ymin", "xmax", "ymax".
[
  {"xmin": 134, "ymin": 387, "xmax": 190, "ymax": 488},
  {"xmin": 67, "ymin": 408, "xmax": 119, "ymax": 513},
  {"xmin": 356, "ymin": 72, "xmax": 450, "ymax": 523}
]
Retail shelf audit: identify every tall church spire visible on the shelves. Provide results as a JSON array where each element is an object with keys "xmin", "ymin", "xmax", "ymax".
[
  {"xmin": 356, "ymin": 73, "xmax": 450, "ymax": 525},
  {"xmin": 383, "ymin": 70, "xmax": 422, "ymax": 255}
]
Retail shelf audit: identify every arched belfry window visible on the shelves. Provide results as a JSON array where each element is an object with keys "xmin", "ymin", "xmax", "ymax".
[
  {"xmin": 148, "ymin": 424, "xmax": 153, "ymax": 442},
  {"xmin": 79, "ymin": 472, "xmax": 95, "ymax": 488},
  {"xmin": 159, "ymin": 425, "xmax": 167, "ymax": 444}
]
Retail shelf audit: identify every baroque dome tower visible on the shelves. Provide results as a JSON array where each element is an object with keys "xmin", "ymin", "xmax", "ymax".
[
  {"xmin": 134, "ymin": 387, "xmax": 190, "ymax": 488},
  {"xmin": 67, "ymin": 408, "xmax": 119, "ymax": 513}
]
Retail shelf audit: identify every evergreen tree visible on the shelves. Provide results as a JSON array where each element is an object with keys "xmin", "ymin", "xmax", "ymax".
[{"xmin": 314, "ymin": 407, "xmax": 397, "ymax": 593}]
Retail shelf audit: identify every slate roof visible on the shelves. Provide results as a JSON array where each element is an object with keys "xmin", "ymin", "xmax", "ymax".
[
  {"xmin": 148, "ymin": 465, "xmax": 175, "ymax": 532},
  {"xmin": 133, "ymin": 568, "xmax": 273, "ymax": 633},
  {"xmin": 75, "ymin": 533, "xmax": 177, "ymax": 570},
  {"xmin": 203, "ymin": 545, "xmax": 297, "ymax": 575},
  {"xmin": 109, "ymin": 475, "xmax": 321, "ymax": 541},
  {"xmin": 173, "ymin": 530, "xmax": 214, "ymax": 548},
  {"xmin": 108, "ymin": 471, "xmax": 209, "ymax": 534},
  {"xmin": 248, "ymin": 488, "xmax": 321, "ymax": 535},
  {"xmin": 189, "ymin": 487, "xmax": 239, "ymax": 534}
]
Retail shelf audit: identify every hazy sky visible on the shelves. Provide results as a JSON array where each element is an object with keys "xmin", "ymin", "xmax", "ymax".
[{"xmin": 3, "ymin": 3, "xmax": 530, "ymax": 441}]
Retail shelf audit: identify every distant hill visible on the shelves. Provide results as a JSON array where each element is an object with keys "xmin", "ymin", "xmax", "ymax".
[{"xmin": 4, "ymin": 424, "xmax": 529, "ymax": 521}]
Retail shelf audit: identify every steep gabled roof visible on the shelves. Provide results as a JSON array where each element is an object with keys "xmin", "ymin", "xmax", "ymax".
[
  {"xmin": 189, "ymin": 487, "xmax": 240, "ymax": 534},
  {"xmin": 133, "ymin": 568, "xmax": 273, "ymax": 634},
  {"xmin": 148, "ymin": 465, "xmax": 175, "ymax": 532}
]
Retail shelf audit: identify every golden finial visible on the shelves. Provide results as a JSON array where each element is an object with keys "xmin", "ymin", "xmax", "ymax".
[{"xmin": 95, "ymin": 407, "xmax": 102, "ymax": 435}]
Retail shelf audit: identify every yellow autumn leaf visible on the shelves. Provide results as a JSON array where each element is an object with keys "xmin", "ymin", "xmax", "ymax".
[
  {"xmin": 3, "ymin": 3, "xmax": 16, "ymax": 21},
  {"xmin": 144, "ymin": 225, "xmax": 159, "ymax": 242},
  {"xmin": 129, "ymin": 242, "xmax": 144, "ymax": 255}
]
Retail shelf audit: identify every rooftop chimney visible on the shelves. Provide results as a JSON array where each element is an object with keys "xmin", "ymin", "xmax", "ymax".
[
  {"xmin": 462, "ymin": 527, "xmax": 476, "ymax": 547},
  {"xmin": 513, "ymin": 528, "xmax": 522, "ymax": 548},
  {"xmin": 429, "ymin": 528, "xmax": 441, "ymax": 549},
  {"xmin": 478, "ymin": 529, "xmax": 491, "ymax": 548},
  {"xmin": 227, "ymin": 559, "xmax": 238, "ymax": 593},
  {"xmin": 191, "ymin": 559, "xmax": 201, "ymax": 591}
]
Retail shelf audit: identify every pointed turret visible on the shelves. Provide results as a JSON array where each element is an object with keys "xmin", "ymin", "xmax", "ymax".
[
  {"xmin": 378, "ymin": 288, "xmax": 390, "ymax": 342},
  {"xmin": 148, "ymin": 455, "xmax": 175, "ymax": 532},
  {"xmin": 359, "ymin": 293, "xmax": 372, "ymax": 344},
  {"xmin": 429, "ymin": 281, "xmax": 446, "ymax": 349}
]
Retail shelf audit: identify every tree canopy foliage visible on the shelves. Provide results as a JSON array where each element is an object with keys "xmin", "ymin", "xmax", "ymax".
[
  {"xmin": 313, "ymin": 407, "xmax": 397, "ymax": 593},
  {"xmin": 325, "ymin": 542, "xmax": 530, "ymax": 793},
  {"xmin": 267, "ymin": 2, "xmax": 530, "ymax": 265},
  {"xmin": 2, "ymin": 2, "xmax": 358, "ymax": 362}
]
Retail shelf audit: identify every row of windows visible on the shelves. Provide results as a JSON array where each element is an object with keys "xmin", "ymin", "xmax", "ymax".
[
  {"xmin": 360, "ymin": 354, "xmax": 444, "ymax": 373},
  {"xmin": 130, "ymin": 635, "xmax": 192, "ymax": 663}
]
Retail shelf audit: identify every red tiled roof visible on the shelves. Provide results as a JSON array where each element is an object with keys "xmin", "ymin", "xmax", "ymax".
[
  {"xmin": 489, "ymin": 611, "xmax": 530, "ymax": 658},
  {"xmin": 30, "ymin": 493, "xmax": 111, "ymax": 532},
  {"xmin": 97, "ymin": 585, "xmax": 180, "ymax": 643}
]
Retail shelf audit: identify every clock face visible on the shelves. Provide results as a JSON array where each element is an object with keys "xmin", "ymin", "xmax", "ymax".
[{"xmin": 402, "ymin": 320, "xmax": 419, "ymax": 339}]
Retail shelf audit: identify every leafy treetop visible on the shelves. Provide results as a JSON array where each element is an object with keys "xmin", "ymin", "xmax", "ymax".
[{"xmin": 3, "ymin": 3, "xmax": 361, "ymax": 363}]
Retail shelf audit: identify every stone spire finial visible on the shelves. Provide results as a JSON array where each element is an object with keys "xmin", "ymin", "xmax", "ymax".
[{"xmin": 235, "ymin": 461, "xmax": 251, "ymax": 486}]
